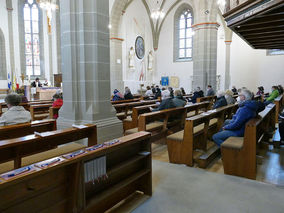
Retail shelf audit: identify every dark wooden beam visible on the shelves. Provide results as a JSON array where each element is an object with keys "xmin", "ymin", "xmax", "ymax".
[{"xmin": 237, "ymin": 24, "xmax": 284, "ymax": 33}]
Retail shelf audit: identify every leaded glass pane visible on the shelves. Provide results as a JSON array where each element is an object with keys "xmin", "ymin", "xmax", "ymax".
[
  {"xmin": 32, "ymin": 5, "xmax": 38, "ymax": 21},
  {"xmin": 26, "ymin": 66, "xmax": 33, "ymax": 75},
  {"xmin": 179, "ymin": 29, "xmax": 185, "ymax": 39},
  {"xmin": 34, "ymin": 66, "xmax": 40, "ymax": 75},
  {"xmin": 28, "ymin": 0, "xmax": 34, "ymax": 4},
  {"xmin": 179, "ymin": 49, "xmax": 185, "ymax": 58},
  {"xmin": 180, "ymin": 39, "xmax": 185, "ymax": 48},
  {"xmin": 24, "ymin": 5, "xmax": 30, "ymax": 20},
  {"xmin": 32, "ymin": 21, "xmax": 39, "ymax": 33},
  {"xmin": 179, "ymin": 19, "xmax": 185, "ymax": 29},
  {"xmin": 25, "ymin": 34, "xmax": 32, "ymax": 53},
  {"xmin": 186, "ymin": 18, "xmax": 192, "ymax": 27},
  {"xmin": 186, "ymin": 49, "xmax": 192, "ymax": 58},
  {"xmin": 33, "ymin": 44, "xmax": 40, "ymax": 55},
  {"xmin": 24, "ymin": 21, "xmax": 31, "ymax": 33},
  {"xmin": 26, "ymin": 55, "xmax": 33, "ymax": 66},
  {"xmin": 186, "ymin": 39, "xmax": 192, "ymax": 48}
]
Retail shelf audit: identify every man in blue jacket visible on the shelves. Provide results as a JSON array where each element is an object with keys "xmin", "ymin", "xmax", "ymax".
[{"xmin": 212, "ymin": 89, "xmax": 265, "ymax": 147}]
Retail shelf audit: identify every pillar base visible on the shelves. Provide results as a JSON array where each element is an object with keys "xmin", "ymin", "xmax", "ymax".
[{"xmin": 57, "ymin": 116, "xmax": 123, "ymax": 143}]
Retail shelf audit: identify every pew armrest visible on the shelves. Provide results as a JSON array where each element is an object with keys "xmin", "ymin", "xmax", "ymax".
[{"xmin": 221, "ymin": 137, "xmax": 244, "ymax": 150}]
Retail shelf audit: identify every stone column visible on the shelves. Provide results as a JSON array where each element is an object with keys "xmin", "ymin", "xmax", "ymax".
[
  {"xmin": 224, "ymin": 41, "xmax": 232, "ymax": 89},
  {"xmin": 192, "ymin": 23, "xmax": 220, "ymax": 91},
  {"xmin": 6, "ymin": 0, "xmax": 15, "ymax": 76},
  {"xmin": 58, "ymin": 0, "xmax": 123, "ymax": 142}
]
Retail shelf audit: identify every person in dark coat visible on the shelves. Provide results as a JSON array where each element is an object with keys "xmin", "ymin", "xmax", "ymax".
[
  {"xmin": 180, "ymin": 87, "xmax": 186, "ymax": 96},
  {"xmin": 190, "ymin": 87, "xmax": 204, "ymax": 104},
  {"xmin": 124, "ymin": 87, "xmax": 134, "ymax": 100},
  {"xmin": 231, "ymin": 86, "xmax": 237, "ymax": 95},
  {"xmin": 206, "ymin": 85, "xmax": 215, "ymax": 97},
  {"xmin": 212, "ymin": 89, "xmax": 265, "ymax": 147},
  {"xmin": 31, "ymin": 78, "xmax": 42, "ymax": 87},
  {"xmin": 213, "ymin": 91, "xmax": 227, "ymax": 109},
  {"xmin": 154, "ymin": 88, "xmax": 161, "ymax": 99},
  {"xmin": 112, "ymin": 89, "xmax": 124, "ymax": 101}
]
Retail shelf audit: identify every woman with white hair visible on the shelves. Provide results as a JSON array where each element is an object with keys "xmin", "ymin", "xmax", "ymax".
[
  {"xmin": 212, "ymin": 89, "xmax": 265, "ymax": 147},
  {"xmin": 213, "ymin": 91, "xmax": 227, "ymax": 109},
  {"xmin": 124, "ymin": 87, "xmax": 134, "ymax": 100}
]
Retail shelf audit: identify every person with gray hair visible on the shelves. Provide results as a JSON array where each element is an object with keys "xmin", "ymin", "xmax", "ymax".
[
  {"xmin": 124, "ymin": 87, "xmax": 134, "ymax": 100},
  {"xmin": 172, "ymin": 89, "xmax": 186, "ymax": 107},
  {"xmin": 0, "ymin": 94, "xmax": 31, "ymax": 126},
  {"xmin": 213, "ymin": 91, "xmax": 227, "ymax": 109},
  {"xmin": 212, "ymin": 89, "xmax": 265, "ymax": 147}
]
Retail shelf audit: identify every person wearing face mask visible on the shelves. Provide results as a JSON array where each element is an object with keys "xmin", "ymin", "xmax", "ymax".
[
  {"xmin": 206, "ymin": 85, "xmax": 215, "ymax": 97},
  {"xmin": 212, "ymin": 89, "xmax": 265, "ymax": 147},
  {"xmin": 264, "ymin": 86, "xmax": 279, "ymax": 106}
]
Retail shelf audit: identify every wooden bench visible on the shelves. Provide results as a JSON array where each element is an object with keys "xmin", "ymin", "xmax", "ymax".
[
  {"xmin": 124, "ymin": 102, "xmax": 212, "ymax": 143},
  {"xmin": 0, "ymin": 100, "xmax": 53, "ymax": 116},
  {"xmin": 49, "ymin": 106, "xmax": 61, "ymax": 119},
  {"xmin": 30, "ymin": 103, "xmax": 53, "ymax": 121},
  {"xmin": 274, "ymin": 95, "xmax": 283, "ymax": 123},
  {"xmin": 0, "ymin": 124, "xmax": 97, "ymax": 173},
  {"xmin": 113, "ymin": 100, "xmax": 158, "ymax": 120},
  {"xmin": 221, "ymin": 104, "xmax": 276, "ymax": 179},
  {"xmin": 0, "ymin": 119, "xmax": 56, "ymax": 141},
  {"xmin": 0, "ymin": 131, "xmax": 151, "ymax": 213},
  {"xmin": 167, "ymin": 104, "xmax": 239, "ymax": 168},
  {"xmin": 197, "ymin": 96, "xmax": 217, "ymax": 108},
  {"xmin": 111, "ymin": 98, "xmax": 141, "ymax": 105}
]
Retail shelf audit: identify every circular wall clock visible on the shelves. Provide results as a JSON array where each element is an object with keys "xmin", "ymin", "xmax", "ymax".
[{"xmin": 135, "ymin": 36, "xmax": 145, "ymax": 59}]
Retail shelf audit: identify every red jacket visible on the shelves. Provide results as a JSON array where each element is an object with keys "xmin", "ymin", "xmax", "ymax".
[{"xmin": 52, "ymin": 99, "xmax": 63, "ymax": 118}]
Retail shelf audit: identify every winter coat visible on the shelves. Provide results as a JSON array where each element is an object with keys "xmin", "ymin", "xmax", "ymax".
[
  {"xmin": 266, "ymin": 90, "xmax": 279, "ymax": 102},
  {"xmin": 223, "ymin": 100, "xmax": 265, "ymax": 136},
  {"xmin": 0, "ymin": 106, "xmax": 31, "ymax": 126},
  {"xmin": 206, "ymin": 88, "xmax": 215, "ymax": 97},
  {"xmin": 213, "ymin": 96, "xmax": 227, "ymax": 109},
  {"xmin": 172, "ymin": 96, "xmax": 186, "ymax": 108}
]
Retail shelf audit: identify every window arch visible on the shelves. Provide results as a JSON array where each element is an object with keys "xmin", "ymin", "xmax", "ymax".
[
  {"xmin": 174, "ymin": 4, "xmax": 194, "ymax": 62},
  {"xmin": 19, "ymin": 0, "xmax": 44, "ymax": 78}
]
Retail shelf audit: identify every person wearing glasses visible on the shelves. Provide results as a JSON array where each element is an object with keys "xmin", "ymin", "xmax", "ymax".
[{"xmin": 212, "ymin": 89, "xmax": 265, "ymax": 147}]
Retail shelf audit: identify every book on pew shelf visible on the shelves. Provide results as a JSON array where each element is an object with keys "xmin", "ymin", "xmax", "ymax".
[
  {"xmin": 104, "ymin": 139, "xmax": 120, "ymax": 146},
  {"xmin": 62, "ymin": 149, "xmax": 87, "ymax": 159},
  {"xmin": 0, "ymin": 165, "xmax": 39, "ymax": 181},
  {"xmin": 72, "ymin": 124, "xmax": 88, "ymax": 129},
  {"xmin": 34, "ymin": 131, "xmax": 55, "ymax": 137},
  {"xmin": 34, "ymin": 157, "xmax": 65, "ymax": 169},
  {"xmin": 86, "ymin": 144, "xmax": 104, "ymax": 152}
]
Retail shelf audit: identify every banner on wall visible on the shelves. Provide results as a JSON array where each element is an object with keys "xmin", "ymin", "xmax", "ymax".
[
  {"xmin": 161, "ymin": 77, "xmax": 169, "ymax": 87},
  {"xmin": 170, "ymin": 76, "xmax": 179, "ymax": 88}
]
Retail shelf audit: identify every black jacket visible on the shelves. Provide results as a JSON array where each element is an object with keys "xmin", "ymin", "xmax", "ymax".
[
  {"xmin": 31, "ymin": 81, "xmax": 42, "ymax": 87},
  {"xmin": 124, "ymin": 93, "xmax": 134, "ymax": 100},
  {"xmin": 213, "ymin": 96, "xmax": 227, "ymax": 109}
]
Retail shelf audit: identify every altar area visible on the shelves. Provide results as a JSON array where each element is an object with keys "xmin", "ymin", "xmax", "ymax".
[{"xmin": 26, "ymin": 86, "xmax": 60, "ymax": 101}]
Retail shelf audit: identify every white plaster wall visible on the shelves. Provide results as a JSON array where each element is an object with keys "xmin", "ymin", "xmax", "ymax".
[
  {"xmin": 120, "ymin": 0, "xmax": 154, "ymax": 94},
  {"xmin": 230, "ymin": 33, "xmax": 284, "ymax": 93},
  {"xmin": 156, "ymin": 0, "xmax": 195, "ymax": 94}
]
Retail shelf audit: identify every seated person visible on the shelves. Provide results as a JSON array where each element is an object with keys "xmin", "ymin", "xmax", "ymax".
[
  {"xmin": 225, "ymin": 89, "xmax": 236, "ymax": 105},
  {"xmin": 16, "ymin": 88, "xmax": 28, "ymax": 103},
  {"xmin": 206, "ymin": 85, "xmax": 215, "ymax": 97},
  {"xmin": 168, "ymin": 87, "xmax": 174, "ymax": 98},
  {"xmin": 0, "ymin": 94, "xmax": 31, "ymax": 126},
  {"xmin": 145, "ymin": 86, "xmax": 153, "ymax": 97},
  {"xmin": 52, "ymin": 94, "xmax": 63, "ymax": 119},
  {"xmin": 190, "ymin": 87, "xmax": 204, "ymax": 104},
  {"xmin": 112, "ymin": 89, "xmax": 124, "ymax": 101},
  {"xmin": 278, "ymin": 85, "xmax": 283, "ymax": 95},
  {"xmin": 31, "ymin": 77, "xmax": 42, "ymax": 87},
  {"xmin": 151, "ymin": 86, "xmax": 156, "ymax": 95},
  {"xmin": 43, "ymin": 79, "xmax": 49, "ymax": 87},
  {"xmin": 213, "ymin": 91, "xmax": 227, "ymax": 109},
  {"xmin": 212, "ymin": 89, "xmax": 265, "ymax": 147},
  {"xmin": 264, "ymin": 86, "xmax": 279, "ymax": 105},
  {"xmin": 172, "ymin": 90, "xmax": 186, "ymax": 107},
  {"xmin": 231, "ymin": 86, "xmax": 237, "ymax": 95},
  {"xmin": 151, "ymin": 92, "xmax": 175, "ymax": 112},
  {"xmin": 180, "ymin": 87, "xmax": 186, "ymax": 96},
  {"xmin": 256, "ymin": 86, "xmax": 264, "ymax": 96},
  {"xmin": 161, "ymin": 88, "xmax": 171, "ymax": 100},
  {"xmin": 124, "ymin": 87, "xmax": 134, "ymax": 100},
  {"xmin": 154, "ymin": 88, "xmax": 161, "ymax": 99}
]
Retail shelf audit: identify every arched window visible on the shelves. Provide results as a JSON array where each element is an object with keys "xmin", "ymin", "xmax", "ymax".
[
  {"xmin": 174, "ymin": 4, "xmax": 193, "ymax": 62},
  {"xmin": 23, "ymin": 0, "xmax": 41, "ymax": 76}
]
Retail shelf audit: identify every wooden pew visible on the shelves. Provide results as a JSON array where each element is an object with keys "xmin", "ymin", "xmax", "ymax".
[
  {"xmin": 196, "ymin": 95, "xmax": 217, "ymax": 108},
  {"xmin": 0, "ymin": 132, "xmax": 151, "ymax": 213},
  {"xmin": 274, "ymin": 95, "xmax": 283, "ymax": 123},
  {"xmin": 0, "ymin": 119, "xmax": 56, "ymax": 141},
  {"xmin": 111, "ymin": 98, "xmax": 141, "ymax": 105},
  {"xmin": 0, "ymin": 124, "xmax": 97, "ymax": 172},
  {"xmin": 221, "ymin": 104, "xmax": 276, "ymax": 179},
  {"xmin": 0, "ymin": 100, "xmax": 53, "ymax": 116},
  {"xmin": 113, "ymin": 99, "xmax": 158, "ymax": 120},
  {"xmin": 30, "ymin": 103, "xmax": 53, "ymax": 121},
  {"xmin": 49, "ymin": 106, "xmax": 61, "ymax": 119},
  {"xmin": 167, "ymin": 104, "xmax": 239, "ymax": 168}
]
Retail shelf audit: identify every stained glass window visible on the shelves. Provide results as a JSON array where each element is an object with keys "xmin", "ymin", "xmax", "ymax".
[
  {"xmin": 267, "ymin": 49, "xmax": 284, "ymax": 56},
  {"xmin": 24, "ymin": 0, "xmax": 40, "ymax": 76},
  {"xmin": 178, "ymin": 9, "xmax": 193, "ymax": 59}
]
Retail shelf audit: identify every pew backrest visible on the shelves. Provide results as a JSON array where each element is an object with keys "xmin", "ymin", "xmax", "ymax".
[{"xmin": 0, "ymin": 119, "xmax": 56, "ymax": 141}]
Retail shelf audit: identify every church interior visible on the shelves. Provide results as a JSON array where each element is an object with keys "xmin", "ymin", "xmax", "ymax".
[{"xmin": 0, "ymin": 0, "xmax": 284, "ymax": 212}]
